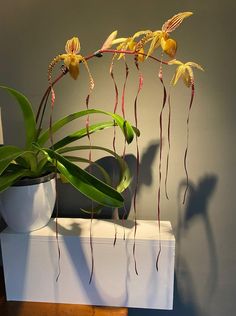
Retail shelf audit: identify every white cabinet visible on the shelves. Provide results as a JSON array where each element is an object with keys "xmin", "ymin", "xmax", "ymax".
[{"xmin": 0, "ymin": 218, "xmax": 175, "ymax": 309}]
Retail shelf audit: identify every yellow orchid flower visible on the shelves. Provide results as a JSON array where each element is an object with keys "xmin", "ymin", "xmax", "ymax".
[
  {"xmin": 168, "ymin": 59, "xmax": 204, "ymax": 87},
  {"xmin": 48, "ymin": 36, "xmax": 94, "ymax": 89},
  {"xmin": 112, "ymin": 37, "xmax": 134, "ymax": 59},
  {"xmin": 111, "ymin": 31, "xmax": 149, "ymax": 62},
  {"xmin": 60, "ymin": 37, "xmax": 84, "ymax": 80},
  {"xmin": 142, "ymin": 12, "xmax": 193, "ymax": 58},
  {"xmin": 134, "ymin": 29, "xmax": 177, "ymax": 59},
  {"xmin": 112, "ymin": 37, "xmax": 136, "ymax": 59}
]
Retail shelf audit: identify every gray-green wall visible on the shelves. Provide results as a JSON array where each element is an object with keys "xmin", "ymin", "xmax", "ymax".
[{"xmin": 1, "ymin": 1, "xmax": 235, "ymax": 315}]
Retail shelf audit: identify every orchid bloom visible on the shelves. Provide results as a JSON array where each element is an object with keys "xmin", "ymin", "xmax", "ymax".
[
  {"xmin": 59, "ymin": 37, "xmax": 84, "ymax": 80},
  {"xmin": 111, "ymin": 31, "xmax": 148, "ymax": 62},
  {"xmin": 139, "ymin": 12, "xmax": 193, "ymax": 58},
  {"xmin": 168, "ymin": 59, "xmax": 204, "ymax": 87},
  {"xmin": 48, "ymin": 36, "xmax": 94, "ymax": 93}
]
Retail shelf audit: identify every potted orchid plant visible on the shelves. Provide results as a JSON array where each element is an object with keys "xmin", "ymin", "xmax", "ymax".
[{"xmin": 0, "ymin": 11, "xmax": 203, "ymax": 233}]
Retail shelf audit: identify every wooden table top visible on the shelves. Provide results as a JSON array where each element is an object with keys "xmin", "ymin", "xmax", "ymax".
[{"xmin": 0, "ymin": 268, "xmax": 128, "ymax": 316}]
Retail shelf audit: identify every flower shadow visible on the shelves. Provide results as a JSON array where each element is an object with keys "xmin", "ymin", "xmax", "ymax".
[{"xmin": 175, "ymin": 174, "xmax": 218, "ymax": 313}]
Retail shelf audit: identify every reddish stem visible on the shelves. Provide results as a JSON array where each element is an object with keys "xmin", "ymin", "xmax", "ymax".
[
  {"xmin": 36, "ymin": 68, "xmax": 68, "ymax": 140},
  {"xmin": 164, "ymin": 93, "xmax": 172, "ymax": 200},
  {"xmin": 132, "ymin": 58, "xmax": 144, "ymax": 275},
  {"xmin": 94, "ymin": 49, "xmax": 169, "ymax": 65},
  {"xmin": 37, "ymin": 48, "xmax": 167, "ymax": 137},
  {"xmin": 109, "ymin": 58, "xmax": 119, "ymax": 153}
]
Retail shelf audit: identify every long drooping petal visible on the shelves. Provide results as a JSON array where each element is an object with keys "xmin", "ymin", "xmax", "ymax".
[
  {"xmin": 156, "ymin": 63, "xmax": 167, "ymax": 270},
  {"xmin": 168, "ymin": 59, "xmax": 203, "ymax": 203},
  {"xmin": 132, "ymin": 58, "xmax": 144, "ymax": 275}
]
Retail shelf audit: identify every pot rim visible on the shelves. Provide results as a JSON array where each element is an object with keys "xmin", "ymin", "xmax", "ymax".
[{"xmin": 13, "ymin": 172, "xmax": 56, "ymax": 187}]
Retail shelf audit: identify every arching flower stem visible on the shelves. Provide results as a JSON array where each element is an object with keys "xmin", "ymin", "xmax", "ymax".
[
  {"xmin": 36, "ymin": 67, "xmax": 68, "ymax": 139},
  {"xmin": 94, "ymin": 49, "xmax": 169, "ymax": 65},
  {"xmin": 36, "ymin": 48, "xmax": 168, "ymax": 142}
]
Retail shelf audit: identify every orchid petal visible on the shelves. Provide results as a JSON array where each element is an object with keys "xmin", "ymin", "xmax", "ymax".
[
  {"xmin": 112, "ymin": 37, "xmax": 127, "ymax": 45},
  {"xmin": 82, "ymin": 58, "xmax": 95, "ymax": 90},
  {"xmin": 137, "ymin": 47, "xmax": 145, "ymax": 62},
  {"xmin": 128, "ymin": 40, "xmax": 136, "ymax": 50},
  {"xmin": 162, "ymin": 12, "xmax": 193, "ymax": 33},
  {"xmin": 168, "ymin": 59, "xmax": 183, "ymax": 65},
  {"xmin": 182, "ymin": 67, "xmax": 192, "ymax": 87},
  {"xmin": 101, "ymin": 30, "xmax": 118, "ymax": 50},
  {"xmin": 132, "ymin": 30, "xmax": 151, "ymax": 39},
  {"xmin": 60, "ymin": 54, "xmax": 68, "ymax": 60},
  {"xmin": 117, "ymin": 53, "xmax": 125, "ymax": 60},
  {"xmin": 146, "ymin": 33, "xmax": 161, "ymax": 57},
  {"xmin": 186, "ymin": 61, "xmax": 204, "ymax": 71},
  {"xmin": 69, "ymin": 64, "xmax": 79, "ymax": 80},
  {"xmin": 171, "ymin": 65, "xmax": 185, "ymax": 86},
  {"xmin": 161, "ymin": 38, "xmax": 177, "ymax": 57},
  {"xmin": 65, "ymin": 37, "xmax": 81, "ymax": 54},
  {"xmin": 63, "ymin": 55, "xmax": 71, "ymax": 68}
]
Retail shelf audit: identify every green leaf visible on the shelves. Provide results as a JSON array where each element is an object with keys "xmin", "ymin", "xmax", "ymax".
[
  {"xmin": 0, "ymin": 145, "xmax": 38, "ymax": 175},
  {"xmin": 52, "ymin": 121, "xmax": 115, "ymax": 150},
  {"xmin": 38, "ymin": 109, "xmax": 136, "ymax": 146},
  {"xmin": 0, "ymin": 86, "xmax": 37, "ymax": 148},
  {"xmin": 0, "ymin": 145, "xmax": 27, "ymax": 175},
  {"xmin": 62, "ymin": 147, "xmax": 132, "ymax": 214},
  {"xmin": 35, "ymin": 145, "xmax": 124, "ymax": 208},
  {"xmin": 58, "ymin": 145, "xmax": 132, "ymax": 193},
  {"xmin": 0, "ymin": 169, "xmax": 32, "ymax": 192},
  {"xmin": 64, "ymin": 156, "xmax": 112, "ymax": 186}
]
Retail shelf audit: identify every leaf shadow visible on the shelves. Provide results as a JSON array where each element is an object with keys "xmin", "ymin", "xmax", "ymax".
[{"xmin": 56, "ymin": 141, "xmax": 159, "ymax": 219}]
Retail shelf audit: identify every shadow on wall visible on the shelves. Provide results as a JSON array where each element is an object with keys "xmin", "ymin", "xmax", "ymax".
[
  {"xmin": 176, "ymin": 174, "xmax": 218, "ymax": 304},
  {"xmin": 129, "ymin": 174, "xmax": 218, "ymax": 316},
  {"xmin": 56, "ymin": 141, "xmax": 159, "ymax": 219}
]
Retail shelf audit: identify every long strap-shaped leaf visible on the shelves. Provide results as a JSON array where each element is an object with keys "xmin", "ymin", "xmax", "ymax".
[
  {"xmin": 52, "ymin": 121, "xmax": 115, "ymax": 150},
  {"xmin": 64, "ymin": 156, "xmax": 112, "ymax": 186},
  {"xmin": 0, "ymin": 145, "xmax": 28, "ymax": 175},
  {"xmin": 36, "ymin": 145, "xmax": 124, "ymax": 208},
  {"xmin": 58, "ymin": 145, "xmax": 132, "ymax": 193},
  {"xmin": 38, "ymin": 109, "xmax": 136, "ymax": 146},
  {"xmin": 62, "ymin": 156, "xmax": 113, "ymax": 215},
  {"xmin": 0, "ymin": 86, "xmax": 37, "ymax": 148},
  {"xmin": 0, "ymin": 169, "xmax": 33, "ymax": 192}
]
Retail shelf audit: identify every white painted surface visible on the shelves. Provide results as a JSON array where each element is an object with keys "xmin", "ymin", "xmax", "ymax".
[
  {"xmin": 0, "ymin": 178, "xmax": 56, "ymax": 232},
  {"xmin": 0, "ymin": 218, "xmax": 175, "ymax": 309}
]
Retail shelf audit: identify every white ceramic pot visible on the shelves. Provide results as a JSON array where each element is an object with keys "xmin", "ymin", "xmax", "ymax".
[{"xmin": 0, "ymin": 173, "xmax": 56, "ymax": 233}]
